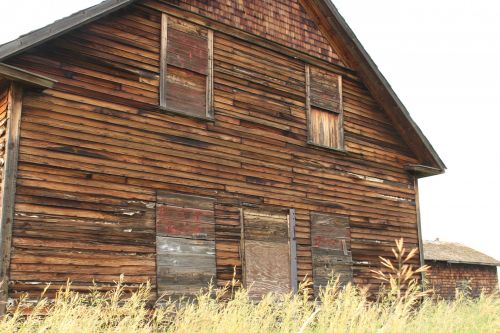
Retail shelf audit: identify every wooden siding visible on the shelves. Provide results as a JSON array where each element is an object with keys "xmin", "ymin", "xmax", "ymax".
[
  {"xmin": 4, "ymin": 1, "xmax": 421, "ymax": 299},
  {"xmin": 426, "ymin": 262, "xmax": 499, "ymax": 299}
]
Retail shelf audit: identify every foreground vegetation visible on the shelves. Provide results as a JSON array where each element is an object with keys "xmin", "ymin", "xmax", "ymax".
[
  {"xmin": 1, "ymin": 239, "xmax": 498, "ymax": 332},
  {"xmin": 0, "ymin": 280, "xmax": 497, "ymax": 333}
]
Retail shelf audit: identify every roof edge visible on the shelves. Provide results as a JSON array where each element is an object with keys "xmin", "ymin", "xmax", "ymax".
[
  {"xmin": 405, "ymin": 164, "xmax": 444, "ymax": 178},
  {"xmin": 0, "ymin": 0, "xmax": 137, "ymax": 61},
  {"xmin": 425, "ymin": 259, "xmax": 500, "ymax": 267},
  {"xmin": 0, "ymin": 63, "xmax": 56, "ymax": 88}
]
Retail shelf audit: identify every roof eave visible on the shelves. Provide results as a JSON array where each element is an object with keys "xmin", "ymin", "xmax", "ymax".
[
  {"xmin": 0, "ymin": 63, "xmax": 56, "ymax": 88},
  {"xmin": 405, "ymin": 164, "xmax": 444, "ymax": 178},
  {"xmin": 425, "ymin": 259, "xmax": 500, "ymax": 267}
]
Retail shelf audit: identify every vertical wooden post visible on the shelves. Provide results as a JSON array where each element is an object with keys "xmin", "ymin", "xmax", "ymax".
[
  {"xmin": 414, "ymin": 176, "xmax": 426, "ymax": 289},
  {"xmin": 159, "ymin": 13, "xmax": 168, "ymax": 108},
  {"xmin": 239, "ymin": 208, "xmax": 246, "ymax": 288},
  {"xmin": 304, "ymin": 64, "xmax": 312, "ymax": 144},
  {"xmin": 153, "ymin": 192, "xmax": 158, "ymax": 300},
  {"xmin": 206, "ymin": 29, "xmax": 214, "ymax": 118},
  {"xmin": 337, "ymin": 74, "xmax": 345, "ymax": 150},
  {"xmin": 0, "ymin": 82, "xmax": 23, "ymax": 314},
  {"xmin": 289, "ymin": 208, "xmax": 298, "ymax": 293}
]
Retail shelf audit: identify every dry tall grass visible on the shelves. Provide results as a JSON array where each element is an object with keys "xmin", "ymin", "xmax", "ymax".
[{"xmin": 0, "ymin": 239, "xmax": 498, "ymax": 332}]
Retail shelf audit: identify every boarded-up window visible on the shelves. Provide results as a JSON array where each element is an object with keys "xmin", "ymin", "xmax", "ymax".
[
  {"xmin": 160, "ymin": 15, "xmax": 213, "ymax": 118},
  {"xmin": 306, "ymin": 65, "xmax": 344, "ymax": 150},
  {"xmin": 156, "ymin": 191, "xmax": 216, "ymax": 298},
  {"xmin": 241, "ymin": 208, "xmax": 297, "ymax": 299},
  {"xmin": 311, "ymin": 213, "xmax": 352, "ymax": 292}
]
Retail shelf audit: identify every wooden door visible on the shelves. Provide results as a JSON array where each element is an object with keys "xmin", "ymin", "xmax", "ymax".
[{"xmin": 241, "ymin": 208, "xmax": 296, "ymax": 299}]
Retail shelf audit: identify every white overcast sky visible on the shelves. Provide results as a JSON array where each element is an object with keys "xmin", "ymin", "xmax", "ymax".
[{"xmin": 1, "ymin": 1, "xmax": 499, "ymax": 260}]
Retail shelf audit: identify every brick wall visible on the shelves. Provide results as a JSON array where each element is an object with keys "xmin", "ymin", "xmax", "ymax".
[{"xmin": 426, "ymin": 261, "xmax": 499, "ymax": 299}]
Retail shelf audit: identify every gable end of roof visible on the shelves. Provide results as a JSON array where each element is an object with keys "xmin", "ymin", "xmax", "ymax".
[{"xmin": 0, "ymin": 0, "xmax": 446, "ymax": 174}]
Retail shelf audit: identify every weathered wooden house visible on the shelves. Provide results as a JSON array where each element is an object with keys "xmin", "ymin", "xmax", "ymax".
[
  {"xmin": 424, "ymin": 240, "xmax": 499, "ymax": 299},
  {"xmin": 0, "ymin": 0, "xmax": 446, "ymax": 306}
]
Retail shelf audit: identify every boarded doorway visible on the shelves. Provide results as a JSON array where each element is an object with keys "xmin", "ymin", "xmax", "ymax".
[
  {"xmin": 311, "ymin": 213, "xmax": 353, "ymax": 293},
  {"xmin": 156, "ymin": 191, "xmax": 216, "ymax": 298},
  {"xmin": 241, "ymin": 208, "xmax": 297, "ymax": 299}
]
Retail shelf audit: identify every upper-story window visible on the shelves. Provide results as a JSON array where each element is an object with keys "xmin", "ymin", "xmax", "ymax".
[
  {"xmin": 160, "ymin": 14, "xmax": 214, "ymax": 119},
  {"xmin": 306, "ymin": 65, "xmax": 344, "ymax": 150}
]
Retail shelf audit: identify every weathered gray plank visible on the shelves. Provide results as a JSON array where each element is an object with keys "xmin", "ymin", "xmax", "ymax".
[
  {"xmin": 312, "ymin": 247, "xmax": 352, "ymax": 264},
  {"xmin": 157, "ymin": 237, "xmax": 215, "ymax": 255},
  {"xmin": 156, "ymin": 223, "xmax": 216, "ymax": 297}
]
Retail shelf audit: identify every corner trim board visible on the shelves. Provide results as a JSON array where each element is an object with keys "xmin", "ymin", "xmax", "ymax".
[
  {"xmin": 413, "ymin": 176, "xmax": 426, "ymax": 289},
  {"xmin": 289, "ymin": 208, "xmax": 298, "ymax": 293},
  {"xmin": 0, "ymin": 83, "xmax": 23, "ymax": 313}
]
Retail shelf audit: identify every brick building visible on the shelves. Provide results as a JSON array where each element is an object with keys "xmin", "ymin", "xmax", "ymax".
[{"xmin": 424, "ymin": 240, "xmax": 499, "ymax": 299}]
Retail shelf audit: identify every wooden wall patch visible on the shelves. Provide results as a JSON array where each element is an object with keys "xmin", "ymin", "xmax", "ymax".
[
  {"xmin": 165, "ymin": 67, "xmax": 207, "ymax": 118},
  {"xmin": 243, "ymin": 240, "xmax": 290, "ymax": 299},
  {"xmin": 306, "ymin": 65, "xmax": 344, "ymax": 150},
  {"xmin": 160, "ymin": 15, "xmax": 213, "ymax": 118},
  {"xmin": 242, "ymin": 208, "xmax": 294, "ymax": 299},
  {"xmin": 157, "ymin": 204, "xmax": 215, "ymax": 240},
  {"xmin": 310, "ymin": 67, "xmax": 341, "ymax": 112},
  {"xmin": 311, "ymin": 213, "xmax": 353, "ymax": 292},
  {"xmin": 156, "ymin": 191, "xmax": 216, "ymax": 298},
  {"xmin": 310, "ymin": 107, "xmax": 340, "ymax": 149},
  {"xmin": 167, "ymin": 22, "xmax": 208, "ymax": 75},
  {"xmin": 157, "ymin": 237, "xmax": 215, "ymax": 296}
]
